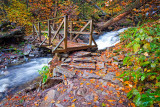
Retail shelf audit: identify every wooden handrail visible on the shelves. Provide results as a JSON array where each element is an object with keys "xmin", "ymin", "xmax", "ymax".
[{"xmin": 32, "ymin": 16, "xmax": 97, "ymax": 53}]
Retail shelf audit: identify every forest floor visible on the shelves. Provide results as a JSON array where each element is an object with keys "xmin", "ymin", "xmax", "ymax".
[{"xmin": 0, "ymin": 42, "xmax": 134, "ymax": 107}]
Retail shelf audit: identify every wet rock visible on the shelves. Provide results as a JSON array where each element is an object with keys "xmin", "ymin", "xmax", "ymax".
[
  {"xmin": 96, "ymin": 62, "xmax": 105, "ymax": 69},
  {"xmin": 77, "ymin": 87, "xmax": 87, "ymax": 96},
  {"xmin": 82, "ymin": 71, "xmax": 100, "ymax": 79},
  {"xmin": 73, "ymin": 51, "xmax": 91, "ymax": 57},
  {"xmin": 23, "ymin": 44, "xmax": 32, "ymax": 55},
  {"xmin": 29, "ymin": 54, "xmax": 34, "ymax": 57},
  {"xmin": 73, "ymin": 57, "xmax": 96, "ymax": 63}
]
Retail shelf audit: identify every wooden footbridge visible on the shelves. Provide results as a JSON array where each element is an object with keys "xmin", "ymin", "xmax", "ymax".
[{"xmin": 31, "ymin": 16, "xmax": 97, "ymax": 53}]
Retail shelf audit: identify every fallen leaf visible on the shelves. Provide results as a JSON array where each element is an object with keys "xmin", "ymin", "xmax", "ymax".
[{"xmin": 72, "ymin": 99, "xmax": 77, "ymax": 102}]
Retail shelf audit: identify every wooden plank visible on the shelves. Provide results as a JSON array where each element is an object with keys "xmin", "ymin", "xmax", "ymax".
[
  {"xmin": 72, "ymin": 20, "xmax": 91, "ymax": 42},
  {"xmin": 69, "ymin": 31, "xmax": 90, "ymax": 34},
  {"xmin": 51, "ymin": 19, "xmax": 64, "ymax": 42},
  {"xmin": 64, "ymin": 15, "xmax": 68, "ymax": 52},
  {"xmin": 89, "ymin": 20, "xmax": 93, "ymax": 46},
  {"xmin": 70, "ymin": 21, "xmax": 73, "ymax": 40},
  {"xmin": 39, "ymin": 31, "xmax": 90, "ymax": 35},
  {"xmin": 53, "ymin": 45, "xmax": 96, "ymax": 53},
  {"xmin": 92, "ymin": 36, "xmax": 97, "ymax": 46},
  {"xmin": 38, "ymin": 22, "xmax": 41, "ymax": 42},
  {"xmin": 39, "ymin": 38, "xmax": 47, "ymax": 47},
  {"xmin": 68, "ymin": 20, "xmax": 90, "ymax": 23},
  {"xmin": 48, "ymin": 20, "xmax": 51, "ymax": 45},
  {"xmin": 52, "ymin": 37, "xmax": 65, "ymax": 52},
  {"xmin": 32, "ymin": 24, "xmax": 35, "ymax": 44}
]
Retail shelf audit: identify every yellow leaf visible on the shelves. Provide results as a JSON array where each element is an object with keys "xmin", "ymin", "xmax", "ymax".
[
  {"xmin": 72, "ymin": 99, "xmax": 77, "ymax": 102},
  {"xmin": 86, "ymin": 83, "xmax": 90, "ymax": 85},
  {"xmin": 71, "ymin": 103, "xmax": 75, "ymax": 107}
]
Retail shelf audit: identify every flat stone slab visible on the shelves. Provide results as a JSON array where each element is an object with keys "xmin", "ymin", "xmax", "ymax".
[
  {"xmin": 62, "ymin": 63, "xmax": 96, "ymax": 70},
  {"xmin": 73, "ymin": 51, "xmax": 91, "ymax": 57},
  {"xmin": 96, "ymin": 62, "xmax": 105, "ymax": 69},
  {"xmin": 82, "ymin": 71, "xmax": 101, "ymax": 79},
  {"xmin": 55, "ymin": 66, "xmax": 76, "ymax": 78},
  {"xmin": 70, "ymin": 63, "xmax": 96, "ymax": 69},
  {"xmin": 73, "ymin": 57, "xmax": 96, "ymax": 63},
  {"xmin": 64, "ymin": 58, "xmax": 72, "ymax": 63}
]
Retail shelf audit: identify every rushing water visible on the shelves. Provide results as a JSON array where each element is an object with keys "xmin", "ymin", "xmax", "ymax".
[
  {"xmin": 0, "ymin": 58, "xmax": 52, "ymax": 94},
  {"xmin": 95, "ymin": 28, "xmax": 128, "ymax": 50}
]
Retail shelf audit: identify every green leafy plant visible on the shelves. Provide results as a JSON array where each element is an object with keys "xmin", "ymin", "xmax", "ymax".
[
  {"xmin": 38, "ymin": 66, "xmax": 49, "ymax": 83},
  {"xmin": 119, "ymin": 21, "xmax": 160, "ymax": 106}
]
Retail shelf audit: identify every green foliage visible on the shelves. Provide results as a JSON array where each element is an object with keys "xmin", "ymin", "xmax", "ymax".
[
  {"xmin": 119, "ymin": 21, "xmax": 160, "ymax": 106},
  {"xmin": 38, "ymin": 66, "xmax": 49, "ymax": 83}
]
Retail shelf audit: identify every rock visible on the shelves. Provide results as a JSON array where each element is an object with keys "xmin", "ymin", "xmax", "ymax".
[
  {"xmin": 104, "ymin": 59, "xmax": 112, "ymax": 63},
  {"xmin": 29, "ymin": 54, "xmax": 34, "ymax": 57},
  {"xmin": 55, "ymin": 103, "xmax": 64, "ymax": 107},
  {"xmin": 62, "ymin": 63, "xmax": 96, "ymax": 70},
  {"xmin": 40, "ymin": 90, "xmax": 59, "ymax": 107},
  {"xmin": 53, "ymin": 68, "xmax": 62, "ymax": 77},
  {"xmin": 77, "ymin": 87, "xmax": 87, "ymax": 96},
  {"xmin": 64, "ymin": 58, "xmax": 72, "ymax": 63},
  {"xmin": 102, "ymin": 92, "xmax": 108, "ymax": 95},
  {"xmin": 91, "ymin": 53, "xmax": 100, "ymax": 56},
  {"xmin": 59, "ymin": 53, "xmax": 69, "ymax": 58},
  {"xmin": 103, "ymin": 72, "xmax": 120, "ymax": 84},
  {"xmin": 23, "ymin": 44, "xmax": 32, "ymax": 55},
  {"xmin": 103, "ymin": 73, "xmax": 114, "ymax": 81},
  {"xmin": 84, "ymin": 94, "xmax": 94, "ymax": 102},
  {"xmin": 96, "ymin": 62, "xmax": 105, "ymax": 69},
  {"xmin": 73, "ymin": 57, "xmax": 96, "ymax": 63},
  {"xmin": 112, "ymin": 62, "xmax": 119, "ymax": 66},
  {"xmin": 73, "ymin": 51, "xmax": 91, "ymax": 57},
  {"xmin": 56, "ymin": 66, "xmax": 76, "ymax": 78},
  {"xmin": 61, "ymin": 58, "xmax": 65, "ymax": 62},
  {"xmin": 82, "ymin": 71, "xmax": 100, "ymax": 79}
]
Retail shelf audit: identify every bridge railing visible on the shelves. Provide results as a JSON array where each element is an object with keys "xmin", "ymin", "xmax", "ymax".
[{"xmin": 32, "ymin": 16, "xmax": 97, "ymax": 53}]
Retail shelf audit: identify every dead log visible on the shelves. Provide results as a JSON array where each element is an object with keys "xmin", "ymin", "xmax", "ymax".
[{"xmin": 98, "ymin": 0, "xmax": 151, "ymax": 31}]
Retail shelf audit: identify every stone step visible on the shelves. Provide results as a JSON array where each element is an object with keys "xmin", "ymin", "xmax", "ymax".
[
  {"xmin": 61, "ymin": 63, "xmax": 96, "ymax": 70},
  {"xmin": 73, "ymin": 57, "xmax": 96, "ymax": 63},
  {"xmin": 73, "ymin": 51, "xmax": 91, "ymax": 57}
]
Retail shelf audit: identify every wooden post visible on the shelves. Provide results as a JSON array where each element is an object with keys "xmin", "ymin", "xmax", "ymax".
[
  {"xmin": 48, "ymin": 20, "xmax": 51, "ymax": 45},
  {"xmin": 89, "ymin": 20, "xmax": 93, "ymax": 46},
  {"xmin": 70, "ymin": 21, "xmax": 73, "ymax": 40},
  {"xmin": 64, "ymin": 15, "xmax": 68, "ymax": 52},
  {"xmin": 38, "ymin": 22, "xmax": 41, "ymax": 42},
  {"xmin": 32, "ymin": 23, "xmax": 35, "ymax": 44}
]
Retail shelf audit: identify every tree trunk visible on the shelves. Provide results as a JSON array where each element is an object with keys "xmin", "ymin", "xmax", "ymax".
[{"xmin": 98, "ymin": 0, "xmax": 150, "ymax": 31}]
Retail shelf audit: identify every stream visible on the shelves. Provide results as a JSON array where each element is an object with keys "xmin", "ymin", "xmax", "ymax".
[
  {"xmin": 0, "ymin": 28, "xmax": 127, "ymax": 100},
  {"xmin": 0, "ymin": 57, "xmax": 52, "ymax": 100}
]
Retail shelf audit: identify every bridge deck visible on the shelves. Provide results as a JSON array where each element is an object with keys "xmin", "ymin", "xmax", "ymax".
[{"xmin": 32, "ymin": 16, "xmax": 97, "ymax": 53}]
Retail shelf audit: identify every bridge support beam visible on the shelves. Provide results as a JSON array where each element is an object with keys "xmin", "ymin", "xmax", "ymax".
[{"xmin": 64, "ymin": 15, "xmax": 68, "ymax": 52}]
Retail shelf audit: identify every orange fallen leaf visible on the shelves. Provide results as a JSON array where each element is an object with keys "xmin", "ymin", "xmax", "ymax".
[
  {"xmin": 72, "ymin": 99, "xmax": 77, "ymax": 102},
  {"xmin": 44, "ymin": 96, "xmax": 48, "ymax": 101}
]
